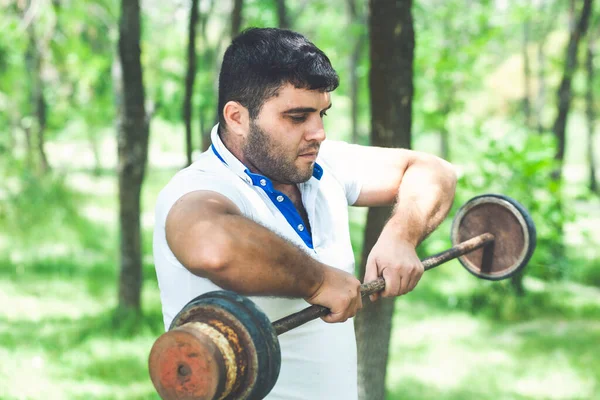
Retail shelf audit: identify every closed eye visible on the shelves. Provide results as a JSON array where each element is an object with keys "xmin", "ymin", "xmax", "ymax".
[
  {"xmin": 320, "ymin": 111, "xmax": 328, "ymax": 118},
  {"xmin": 289, "ymin": 115, "xmax": 308, "ymax": 123}
]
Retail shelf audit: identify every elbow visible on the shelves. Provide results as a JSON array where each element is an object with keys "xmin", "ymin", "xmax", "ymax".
[
  {"xmin": 193, "ymin": 240, "xmax": 229, "ymax": 273},
  {"xmin": 439, "ymin": 159, "xmax": 457, "ymax": 201},
  {"xmin": 190, "ymin": 222, "xmax": 231, "ymax": 274},
  {"xmin": 419, "ymin": 154, "xmax": 458, "ymax": 201},
  {"xmin": 441, "ymin": 158, "xmax": 458, "ymax": 192},
  {"xmin": 419, "ymin": 153, "xmax": 457, "ymax": 192},
  {"xmin": 169, "ymin": 219, "xmax": 232, "ymax": 276}
]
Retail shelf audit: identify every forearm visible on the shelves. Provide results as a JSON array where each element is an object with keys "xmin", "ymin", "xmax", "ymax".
[
  {"xmin": 382, "ymin": 157, "xmax": 456, "ymax": 246},
  {"xmin": 184, "ymin": 214, "xmax": 325, "ymax": 298}
]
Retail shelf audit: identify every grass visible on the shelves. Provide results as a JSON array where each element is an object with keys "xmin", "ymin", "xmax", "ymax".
[
  {"xmin": 0, "ymin": 252, "xmax": 164, "ymax": 400},
  {"xmin": 387, "ymin": 302, "xmax": 600, "ymax": 399}
]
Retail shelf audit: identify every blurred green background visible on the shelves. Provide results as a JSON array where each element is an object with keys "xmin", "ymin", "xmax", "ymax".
[{"xmin": 1, "ymin": 0, "xmax": 599, "ymax": 399}]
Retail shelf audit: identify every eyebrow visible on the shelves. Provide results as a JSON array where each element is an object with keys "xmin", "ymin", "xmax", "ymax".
[{"xmin": 282, "ymin": 103, "xmax": 332, "ymax": 114}]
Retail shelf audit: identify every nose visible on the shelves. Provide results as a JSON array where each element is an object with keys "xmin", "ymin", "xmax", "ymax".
[{"xmin": 305, "ymin": 117, "xmax": 326, "ymax": 143}]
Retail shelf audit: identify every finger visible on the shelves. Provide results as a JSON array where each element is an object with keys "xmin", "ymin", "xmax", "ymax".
[
  {"xmin": 347, "ymin": 302, "xmax": 358, "ymax": 320},
  {"xmin": 382, "ymin": 267, "xmax": 400, "ymax": 297},
  {"xmin": 363, "ymin": 256, "xmax": 378, "ymax": 283},
  {"xmin": 322, "ymin": 312, "xmax": 346, "ymax": 324},
  {"xmin": 405, "ymin": 274, "xmax": 416, "ymax": 294},
  {"xmin": 408, "ymin": 264, "xmax": 424, "ymax": 292},
  {"xmin": 399, "ymin": 272, "xmax": 410, "ymax": 295},
  {"xmin": 364, "ymin": 258, "xmax": 380, "ymax": 302},
  {"xmin": 347, "ymin": 292, "xmax": 360, "ymax": 319}
]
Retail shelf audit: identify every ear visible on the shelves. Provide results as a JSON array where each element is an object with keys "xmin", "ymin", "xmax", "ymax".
[{"xmin": 223, "ymin": 101, "xmax": 250, "ymax": 138}]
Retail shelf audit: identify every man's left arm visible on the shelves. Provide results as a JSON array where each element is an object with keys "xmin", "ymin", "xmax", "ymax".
[{"xmin": 350, "ymin": 145, "xmax": 457, "ymax": 301}]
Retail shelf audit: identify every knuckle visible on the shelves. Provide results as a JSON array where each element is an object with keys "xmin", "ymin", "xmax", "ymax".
[{"xmin": 343, "ymin": 294, "xmax": 353, "ymax": 306}]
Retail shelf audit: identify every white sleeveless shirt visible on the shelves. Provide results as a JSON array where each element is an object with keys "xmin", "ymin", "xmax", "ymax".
[{"xmin": 153, "ymin": 125, "xmax": 363, "ymax": 399}]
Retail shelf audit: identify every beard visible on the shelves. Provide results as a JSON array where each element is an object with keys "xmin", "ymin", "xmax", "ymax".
[{"xmin": 243, "ymin": 120, "xmax": 317, "ymax": 184}]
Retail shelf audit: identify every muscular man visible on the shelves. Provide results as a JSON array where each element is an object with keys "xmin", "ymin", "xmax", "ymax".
[{"xmin": 153, "ymin": 28, "xmax": 456, "ymax": 399}]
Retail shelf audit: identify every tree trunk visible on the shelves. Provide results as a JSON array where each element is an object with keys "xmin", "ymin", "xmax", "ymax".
[
  {"xmin": 553, "ymin": 0, "xmax": 593, "ymax": 170},
  {"xmin": 23, "ymin": 125, "xmax": 34, "ymax": 170},
  {"xmin": 24, "ymin": 6, "xmax": 50, "ymax": 174},
  {"xmin": 34, "ymin": 60, "xmax": 50, "ymax": 174},
  {"xmin": 587, "ymin": 31, "xmax": 598, "ymax": 193},
  {"xmin": 536, "ymin": 40, "xmax": 547, "ymax": 134},
  {"xmin": 184, "ymin": 0, "xmax": 200, "ymax": 166},
  {"xmin": 355, "ymin": 1, "xmax": 414, "ymax": 399},
  {"xmin": 346, "ymin": 0, "xmax": 366, "ymax": 144},
  {"xmin": 438, "ymin": 14, "xmax": 453, "ymax": 160},
  {"xmin": 534, "ymin": 0, "xmax": 560, "ymax": 135},
  {"xmin": 515, "ymin": 6, "xmax": 530, "ymax": 292},
  {"xmin": 440, "ymin": 102, "xmax": 451, "ymax": 160},
  {"xmin": 199, "ymin": 109, "xmax": 206, "ymax": 149},
  {"xmin": 87, "ymin": 128, "xmax": 102, "ymax": 175},
  {"xmin": 510, "ymin": 270, "xmax": 526, "ymax": 296},
  {"xmin": 275, "ymin": 0, "xmax": 289, "ymax": 29},
  {"xmin": 117, "ymin": 0, "xmax": 149, "ymax": 313},
  {"xmin": 198, "ymin": 0, "xmax": 214, "ymax": 152},
  {"xmin": 569, "ymin": 0, "xmax": 576, "ymax": 32},
  {"xmin": 231, "ymin": 0, "xmax": 244, "ymax": 37},
  {"xmin": 523, "ymin": 6, "xmax": 532, "ymax": 129}
]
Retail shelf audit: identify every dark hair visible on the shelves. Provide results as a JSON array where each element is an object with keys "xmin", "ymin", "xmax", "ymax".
[{"xmin": 218, "ymin": 28, "xmax": 339, "ymax": 133}]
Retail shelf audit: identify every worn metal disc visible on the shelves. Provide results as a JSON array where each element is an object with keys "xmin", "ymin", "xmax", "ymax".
[
  {"xmin": 149, "ymin": 291, "xmax": 281, "ymax": 400},
  {"xmin": 450, "ymin": 194, "xmax": 536, "ymax": 280},
  {"xmin": 149, "ymin": 322, "xmax": 227, "ymax": 400}
]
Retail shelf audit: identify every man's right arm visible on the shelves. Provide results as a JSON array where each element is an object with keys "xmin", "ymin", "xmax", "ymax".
[{"xmin": 165, "ymin": 190, "xmax": 362, "ymax": 323}]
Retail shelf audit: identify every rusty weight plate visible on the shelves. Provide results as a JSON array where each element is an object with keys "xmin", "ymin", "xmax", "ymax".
[
  {"xmin": 149, "ymin": 321, "xmax": 228, "ymax": 400},
  {"xmin": 150, "ymin": 290, "xmax": 281, "ymax": 400},
  {"xmin": 450, "ymin": 194, "xmax": 536, "ymax": 280}
]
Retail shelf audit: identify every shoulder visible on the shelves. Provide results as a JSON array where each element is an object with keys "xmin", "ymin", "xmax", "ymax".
[
  {"xmin": 316, "ymin": 140, "xmax": 365, "ymax": 206},
  {"xmin": 155, "ymin": 153, "xmax": 248, "ymax": 226}
]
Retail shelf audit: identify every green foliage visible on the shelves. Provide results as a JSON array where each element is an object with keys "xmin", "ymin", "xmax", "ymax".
[
  {"xmin": 466, "ymin": 280, "xmax": 596, "ymax": 321},
  {"xmin": 458, "ymin": 126, "xmax": 573, "ymax": 281},
  {"xmin": 413, "ymin": 0, "xmax": 502, "ymax": 145},
  {"xmin": 0, "ymin": 166, "xmax": 106, "ymax": 254}
]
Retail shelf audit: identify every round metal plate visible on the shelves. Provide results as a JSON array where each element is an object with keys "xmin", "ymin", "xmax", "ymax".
[
  {"xmin": 149, "ymin": 322, "xmax": 227, "ymax": 400},
  {"xmin": 169, "ymin": 291, "xmax": 281, "ymax": 400},
  {"xmin": 450, "ymin": 194, "xmax": 536, "ymax": 280}
]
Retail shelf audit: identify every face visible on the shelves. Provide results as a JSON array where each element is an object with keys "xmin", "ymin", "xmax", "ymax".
[{"xmin": 242, "ymin": 84, "xmax": 330, "ymax": 185}]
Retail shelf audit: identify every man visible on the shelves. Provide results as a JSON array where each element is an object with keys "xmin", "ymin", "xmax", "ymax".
[{"xmin": 153, "ymin": 28, "xmax": 456, "ymax": 399}]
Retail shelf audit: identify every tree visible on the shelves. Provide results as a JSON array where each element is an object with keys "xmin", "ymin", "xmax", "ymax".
[
  {"xmin": 354, "ymin": 1, "xmax": 414, "ymax": 399},
  {"xmin": 346, "ymin": 0, "xmax": 367, "ymax": 144},
  {"xmin": 231, "ymin": 0, "xmax": 244, "ymax": 37},
  {"xmin": 413, "ymin": 0, "xmax": 496, "ymax": 162},
  {"xmin": 183, "ymin": 0, "xmax": 200, "ymax": 166},
  {"xmin": 117, "ymin": 0, "xmax": 150, "ymax": 313},
  {"xmin": 23, "ymin": 0, "xmax": 52, "ymax": 174},
  {"xmin": 522, "ymin": 0, "xmax": 533, "ymax": 129},
  {"xmin": 586, "ymin": 20, "xmax": 598, "ymax": 193},
  {"xmin": 534, "ymin": 0, "xmax": 558, "ymax": 134},
  {"xmin": 197, "ymin": 0, "xmax": 216, "ymax": 152},
  {"xmin": 553, "ymin": 0, "xmax": 593, "ymax": 171},
  {"xmin": 275, "ymin": 0, "xmax": 290, "ymax": 29}
]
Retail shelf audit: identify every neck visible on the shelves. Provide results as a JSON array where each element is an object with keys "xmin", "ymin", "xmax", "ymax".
[{"xmin": 220, "ymin": 131, "xmax": 246, "ymax": 166}]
